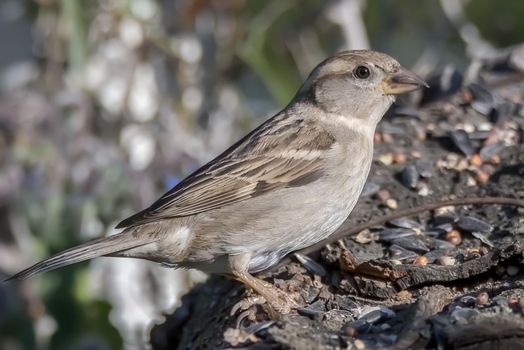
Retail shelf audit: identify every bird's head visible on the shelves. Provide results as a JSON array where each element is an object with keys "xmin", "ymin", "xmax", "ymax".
[{"xmin": 296, "ymin": 50, "xmax": 428, "ymax": 126}]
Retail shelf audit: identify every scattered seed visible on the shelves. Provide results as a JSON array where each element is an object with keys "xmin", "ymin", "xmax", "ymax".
[
  {"xmin": 476, "ymin": 292, "xmax": 489, "ymax": 305},
  {"xmin": 480, "ymin": 141, "xmax": 505, "ymax": 160},
  {"xmin": 344, "ymin": 326, "xmax": 357, "ymax": 337},
  {"xmin": 469, "ymin": 153, "xmax": 482, "ymax": 167},
  {"xmin": 475, "ymin": 171, "xmax": 490, "ymax": 184},
  {"xmin": 358, "ymin": 308, "xmax": 395, "ymax": 324},
  {"xmin": 436, "ymin": 255, "xmax": 456, "ymax": 266},
  {"xmin": 508, "ymin": 295, "xmax": 519, "ymax": 307},
  {"xmin": 457, "ymin": 159, "xmax": 469, "ymax": 171},
  {"xmin": 388, "ymin": 218, "xmax": 423, "ymax": 230},
  {"xmin": 457, "ymin": 216, "xmax": 493, "ymax": 233},
  {"xmin": 488, "ymin": 154, "xmax": 500, "ymax": 165},
  {"xmin": 471, "ymin": 231, "xmax": 494, "ymax": 247},
  {"xmin": 466, "ymin": 175, "xmax": 478, "ymax": 186},
  {"xmin": 413, "ymin": 256, "xmax": 428, "ymax": 265},
  {"xmin": 467, "ymin": 247, "xmax": 488, "ymax": 258},
  {"xmin": 385, "ymin": 198, "xmax": 398, "ymax": 209},
  {"xmin": 469, "ymin": 83, "xmax": 495, "ymax": 116},
  {"xmin": 469, "ymin": 130, "xmax": 491, "ymax": 140},
  {"xmin": 446, "ymin": 230, "xmax": 462, "ymax": 245},
  {"xmin": 244, "ymin": 321, "xmax": 276, "ymax": 335},
  {"xmin": 471, "ymin": 101, "xmax": 493, "ymax": 116},
  {"xmin": 433, "ymin": 210, "xmax": 458, "ymax": 225},
  {"xmin": 389, "ymin": 244, "xmax": 419, "ymax": 261},
  {"xmin": 411, "ymin": 150, "xmax": 422, "ymax": 158},
  {"xmin": 297, "ymin": 305, "xmax": 325, "ymax": 318},
  {"xmin": 422, "ymin": 250, "xmax": 442, "ymax": 263},
  {"xmin": 436, "ymin": 223, "xmax": 454, "ymax": 233},
  {"xmin": 417, "ymin": 183, "xmax": 431, "ymax": 196},
  {"xmin": 425, "ymin": 228, "xmax": 446, "ymax": 237},
  {"xmin": 393, "ymin": 152, "xmax": 407, "ymax": 164},
  {"xmin": 430, "ymin": 239, "xmax": 456, "ymax": 250},
  {"xmin": 354, "ymin": 339, "xmax": 366, "ymax": 350},
  {"xmin": 294, "ymin": 253, "xmax": 327, "ymax": 277},
  {"xmin": 378, "ymin": 153, "xmax": 394, "ymax": 165},
  {"xmin": 382, "ymin": 133, "xmax": 394, "ymax": 143},
  {"xmin": 401, "ymin": 165, "xmax": 419, "ymax": 189},
  {"xmin": 450, "ymin": 129, "xmax": 474, "ymax": 158},
  {"xmin": 391, "ymin": 237, "xmax": 430, "ymax": 253},
  {"xmin": 354, "ymin": 229, "xmax": 375, "ymax": 244},
  {"xmin": 379, "ymin": 228, "xmax": 417, "ymax": 242},
  {"xmin": 415, "ymin": 159, "xmax": 434, "ymax": 178}
]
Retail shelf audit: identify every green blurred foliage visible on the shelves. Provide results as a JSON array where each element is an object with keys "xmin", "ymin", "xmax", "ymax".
[{"xmin": 465, "ymin": 0, "xmax": 524, "ymax": 47}]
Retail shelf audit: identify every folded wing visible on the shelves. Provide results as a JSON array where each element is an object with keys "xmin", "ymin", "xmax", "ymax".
[{"xmin": 116, "ymin": 115, "xmax": 335, "ymax": 228}]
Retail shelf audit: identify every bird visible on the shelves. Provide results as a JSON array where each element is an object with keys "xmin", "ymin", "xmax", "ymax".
[{"xmin": 7, "ymin": 50, "xmax": 427, "ymax": 313}]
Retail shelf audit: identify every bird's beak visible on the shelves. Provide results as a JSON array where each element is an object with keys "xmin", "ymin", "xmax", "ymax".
[{"xmin": 380, "ymin": 67, "xmax": 428, "ymax": 95}]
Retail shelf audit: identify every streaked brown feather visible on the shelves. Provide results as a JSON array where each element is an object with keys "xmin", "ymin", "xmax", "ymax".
[{"xmin": 116, "ymin": 114, "xmax": 335, "ymax": 228}]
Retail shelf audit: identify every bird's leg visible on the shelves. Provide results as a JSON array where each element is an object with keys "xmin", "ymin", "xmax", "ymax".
[{"xmin": 229, "ymin": 253, "xmax": 298, "ymax": 315}]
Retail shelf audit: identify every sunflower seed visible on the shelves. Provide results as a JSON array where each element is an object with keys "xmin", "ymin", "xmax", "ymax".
[
  {"xmin": 471, "ymin": 231, "xmax": 494, "ymax": 247},
  {"xmin": 480, "ymin": 141, "xmax": 506, "ymax": 160},
  {"xmin": 433, "ymin": 211, "xmax": 458, "ymax": 225},
  {"xmin": 353, "ymin": 308, "xmax": 395, "ymax": 326},
  {"xmin": 471, "ymin": 101, "xmax": 493, "ymax": 116},
  {"xmin": 391, "ymin": 238, "xmax": 430, "ymax": 253},
  {"xmin": 388, "ymin": 217, "xmax": 423, "ymax": 230},
  {"xmin": 294, "ymin": 253, "xmax": 327, "ymax": 277},
  {"xmin": 423, "ymin": 250, "xmax": 445, "ymax": 263},
  {"xmin": 469, "ymin": 83, "xmax": 495, "ymax": 106},
  {"xmin": 389, "ymin": 245, "xmax": 419, "ymax": 261},
  {"xmin": 379, "ymin": 228, "xmax": 417, "ymax": 242},
  {"xmin": 435, "ymin": 223, "xmax": 454, "ymax": 233},
  {"xmin": 469, "ymin": 130, "xmax": 491, "ymax": 140},
  {"xmin": 429, "ymin": 239, "xmax": 456, "ymax": 250},
  {"xmin": 401, "ymin": 165, "xmax": 419, "ymax": 189},
  {"xmin": 450, "ymin": 130, "xmax": 474, "ymax": 158},
  {"xmin": 457, "ymin": 216, "xmax": 493, "ymax": 233},
  {"xmin": 415, "ymin": 159, "xmax": 434, "ymax": 178}
]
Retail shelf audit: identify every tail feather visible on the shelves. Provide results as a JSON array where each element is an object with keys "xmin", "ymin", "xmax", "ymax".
[{"xmin": 5, "ymin": 232, "xmax": 159, "ymax": 281}]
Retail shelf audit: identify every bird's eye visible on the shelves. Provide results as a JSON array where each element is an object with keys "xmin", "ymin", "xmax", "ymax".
[{"xmin": 354, "ymin": 65, "xmax": 370, "ymax": 79}]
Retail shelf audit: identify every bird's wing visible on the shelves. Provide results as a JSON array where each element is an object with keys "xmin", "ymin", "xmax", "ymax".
[{"xmin": 116, "ymin": 115, "xmax": 335, "ymax": 228}]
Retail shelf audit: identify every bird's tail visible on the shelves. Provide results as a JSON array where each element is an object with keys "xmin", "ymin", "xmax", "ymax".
[{"xmin": 5, "ymin": 231, "xmax": 158, "ymax": 281}]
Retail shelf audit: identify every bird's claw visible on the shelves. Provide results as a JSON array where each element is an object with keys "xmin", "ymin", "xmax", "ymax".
[{"xmin": 230, "ymin": 294, "xmax": 266, "ymax": 317}]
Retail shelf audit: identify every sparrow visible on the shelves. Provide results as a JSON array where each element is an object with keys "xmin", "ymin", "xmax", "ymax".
[{"xmin": 8, "ymin": 50, "xmax": 427, "ymax": 313}]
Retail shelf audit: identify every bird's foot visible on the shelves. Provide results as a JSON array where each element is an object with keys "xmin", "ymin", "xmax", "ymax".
[
  {"xmin": 261, "ymin": 286, "xmax": 299, "ymax": 315},
  {"xmin": 231, "ymin": 294, "xmax": 266, "ymax": 317},
  {"xmin": 231, "ymin": 287, "xmax": 299, "ymax": 322}
]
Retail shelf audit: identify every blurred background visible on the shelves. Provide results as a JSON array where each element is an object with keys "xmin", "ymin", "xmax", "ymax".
[{"xmin": 0, "ymin": 0, "xmax": 523, "ymax": 349}]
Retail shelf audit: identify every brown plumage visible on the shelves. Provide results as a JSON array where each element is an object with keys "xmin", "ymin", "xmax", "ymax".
[{"xmin": 8, "ymin": 50, "xmax": 427, "ymax": 314}]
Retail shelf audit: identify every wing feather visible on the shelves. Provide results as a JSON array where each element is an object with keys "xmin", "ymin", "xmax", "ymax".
[{"xmin": 116, "ymin": 115, "xmax": 335, "ymax": 229}]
